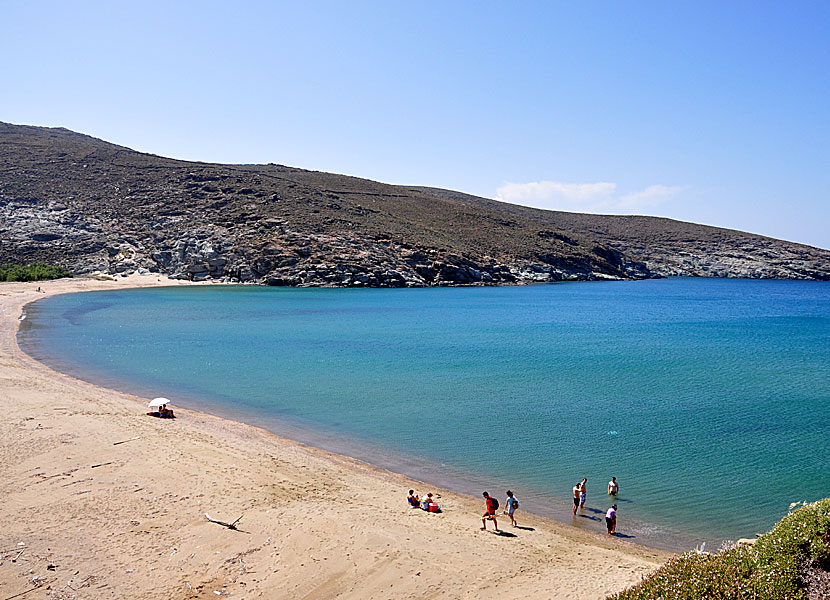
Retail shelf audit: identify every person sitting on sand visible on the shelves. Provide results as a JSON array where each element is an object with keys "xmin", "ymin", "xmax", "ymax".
[
  {"xmin": 159, "ymin": 404, "xmax": 175, "ymax": 418},
  {"xmin": 606, "ymin": 504, "xmax": 617, "ymax": 535},
  {"xmin": 608, "ymin": 477, "xmax": 619, "ymax": 495},
  {"xmin": 481, "ymin": 491, "xmax": 499, "ymax": 532},
  {"xmin": 407, "ymin": 490, "xmax": 420, "ymax": 507},
  {"xmin": 422, "ymin": 493, "xmax": 441, "ymax": 512}
]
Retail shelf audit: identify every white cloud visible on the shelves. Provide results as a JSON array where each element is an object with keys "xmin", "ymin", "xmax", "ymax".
[
  {"xmin": 495, "ymin": 180, "xmax": 686, "ymax": 215},
  {"xmin": 618, "ymin": 185, "xmax": 686, "ymax": 210},
  {"xmin": 496, "ymin": 181, "xmax": 616, "ymax": 208}
]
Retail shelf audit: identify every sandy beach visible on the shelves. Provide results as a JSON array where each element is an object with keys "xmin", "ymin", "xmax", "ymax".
[{"xmin": 0, "ymin": 276, "xmax": 671, "ymax": 600}]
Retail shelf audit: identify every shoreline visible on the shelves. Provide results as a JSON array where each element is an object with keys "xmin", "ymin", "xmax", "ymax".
[
  {"xmin": 1, "ymin": 275, "xmax": 672, "ymax": 599},
  {"xmin": 17, "ymin": 309, "xmax": 703, "ymax": 554},
  {"xmin": 16, "ymin": 282, "xmax": 709, "ymax": 553}
]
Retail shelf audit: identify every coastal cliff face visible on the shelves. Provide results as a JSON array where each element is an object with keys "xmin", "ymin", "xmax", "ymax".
[{"xmin": 2, "ymin": 122, "xmax": 828, "ymax": 284}]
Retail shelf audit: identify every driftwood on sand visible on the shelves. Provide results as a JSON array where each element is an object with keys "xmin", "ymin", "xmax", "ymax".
[
  {"xmin": 112, "ymin": 436, "xmax": 141, "ymax": 445},
  {"xmin": 204, "ymin": 513, "xmax": 243, "ymax": 530}
]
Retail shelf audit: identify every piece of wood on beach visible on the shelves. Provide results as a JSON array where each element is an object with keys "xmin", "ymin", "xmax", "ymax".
[
  {"xmin": 112, "ymin": 436, "xmax": 141, "ymax": 445},
  {"xmin": 90, "ymin": 461, "xmax": 113, "ymax": 468},
  {"xmin": 204, "ymin": 513, "xmax": 243, "ymax": 530}
]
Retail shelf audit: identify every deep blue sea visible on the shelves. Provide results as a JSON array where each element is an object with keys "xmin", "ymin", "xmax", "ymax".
[{"xmin": 19, "ymin": 278, "xmax": 830, "ymax": 551}]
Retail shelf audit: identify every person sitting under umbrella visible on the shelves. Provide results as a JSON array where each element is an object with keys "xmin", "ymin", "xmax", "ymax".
[{"xmin": 147, "ymin": 397, "xmax": 175, "ymax": 418}]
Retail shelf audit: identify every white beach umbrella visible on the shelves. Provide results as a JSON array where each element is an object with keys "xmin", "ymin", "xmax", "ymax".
[{"xmin": 148, "ymin": 397, "xmax": 171, "ymax": 409}]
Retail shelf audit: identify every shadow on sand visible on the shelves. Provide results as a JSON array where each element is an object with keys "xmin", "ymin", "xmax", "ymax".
[{"xmin": 491, "ymin": 530, "xmax": 518, "ymax": 538}]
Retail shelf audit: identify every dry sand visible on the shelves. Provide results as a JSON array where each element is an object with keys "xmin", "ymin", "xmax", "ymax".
[{"xmin": 0, "ymin": 276, "xmax": 672, "ymax": 600}]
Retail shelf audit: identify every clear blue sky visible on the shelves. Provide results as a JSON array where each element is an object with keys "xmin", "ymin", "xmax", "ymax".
[{"xmin": 3, "ymin": 1, "xmax": 828, "ymax": 248}]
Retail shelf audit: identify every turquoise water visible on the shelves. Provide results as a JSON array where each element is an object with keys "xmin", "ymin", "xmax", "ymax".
[{"xmin": 19, "ymin": 278, "xmax": 830, "ymax": 551}]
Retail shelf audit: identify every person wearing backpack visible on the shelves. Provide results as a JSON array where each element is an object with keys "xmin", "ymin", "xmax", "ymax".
[
  {"xmin": 505, "ymin": 490, "xmax": 519, "ymax": 527},
  {"xmin": 481, "ymin": 491, "xmax": 499, "ymax": 531}
]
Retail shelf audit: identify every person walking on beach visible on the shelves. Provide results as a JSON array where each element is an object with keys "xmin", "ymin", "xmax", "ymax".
[
  {"xmin": 505, "ymin": 490, "xmax": 518, "ymax": 527},
  {"xmin": 572, "ymin": 483, "xmax": 581, "ymax": 515},
  {"xmin": 579, "ymin": 477, "xmax": 587, "ymax": 509},
  {"xmin": 481, "ymin": 492, "xmax": 499, "ymax": 532},
  {"xmin": 606, "ymin": 504, "xmax": 617, "ymax": 535},
  {"xmin": 608, "ymin": 477, "xmax": 619, "ymax": 496}
]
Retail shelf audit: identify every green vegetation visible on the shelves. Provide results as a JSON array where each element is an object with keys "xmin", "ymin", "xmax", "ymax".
[
  {"xmin": 0, "ymin": 262, "xmax": 71, "ymax": 282},
  {"xmin": 609, "ymin": 499, "xmax": 830, "ymax": 600}
]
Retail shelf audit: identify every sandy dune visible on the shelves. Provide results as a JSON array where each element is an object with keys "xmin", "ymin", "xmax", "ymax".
[{"xmin": 0, "ymin": 276, "xmax": 671, "ymax": 599}]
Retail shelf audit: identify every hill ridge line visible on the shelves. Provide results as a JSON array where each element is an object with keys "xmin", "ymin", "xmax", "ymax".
[{"xmin": 1, "ymin": 122, "xmax": 828, "ymax": 284}]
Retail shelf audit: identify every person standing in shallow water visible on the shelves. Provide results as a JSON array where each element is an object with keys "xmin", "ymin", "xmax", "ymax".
[
  {"xmin": 481, "ymin": 492, "xmax": 499, "ymax": 532},
  {"xmin": 572, "ymin": 482, "xmax": 580, "ymax": 515},
  {"xmin": 579, "ymin": 477, "xmax": 587, "ymax": 509},
  {"xmin": 606, "ymin": 504, "xmax": 617, "ymax": 535},
  {"xmin": 608, "ymin": 477, "xmax": 619, "ymax": 496}
]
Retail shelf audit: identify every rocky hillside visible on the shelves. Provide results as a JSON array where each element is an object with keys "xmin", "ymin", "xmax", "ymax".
[
  {"xmin": 2, "ymin": 122, "xmax": 828, "ymax": 285},
  {"xmin": 413, "ymin": 187, "xmax": 830, "ymax": 280}
]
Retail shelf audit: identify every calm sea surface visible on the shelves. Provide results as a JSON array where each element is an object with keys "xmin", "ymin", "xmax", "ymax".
[{"xmin": 19, "ymin": 278, "xmax": 830, "ymax": 551}]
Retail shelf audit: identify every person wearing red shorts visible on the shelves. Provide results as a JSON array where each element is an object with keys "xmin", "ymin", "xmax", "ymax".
[{"xmin": 606, "ymin": 504, "xmax": 617, "ymax": 535}]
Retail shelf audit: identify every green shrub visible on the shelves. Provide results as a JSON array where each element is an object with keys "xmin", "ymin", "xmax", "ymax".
[
  {"xmin": 609, "ymin": 498, "xmax": 830, "ymax": 600},
  {"xmin": 752, "ymin": 499, "xmax": 830, "ymax": 599},
  {"xmin": 0, "ymin": 262, "xmax": 72, "ymax": 282}
]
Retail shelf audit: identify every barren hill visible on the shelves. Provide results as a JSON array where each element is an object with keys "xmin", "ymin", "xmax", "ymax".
[{"xmin": 2, "ymin": 122, "xmax": 828, "ymax": 284}]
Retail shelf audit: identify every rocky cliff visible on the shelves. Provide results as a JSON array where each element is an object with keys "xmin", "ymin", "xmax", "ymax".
[{"xmin": 2, "ymin": 122, "xmax": 828, "ymax": 284}]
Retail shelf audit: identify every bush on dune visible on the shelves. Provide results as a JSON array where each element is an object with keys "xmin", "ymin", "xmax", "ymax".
[
  {"xmin": 609, "ymin": 498, "xmax": 830, "ymax": 600},
  {"xmin": 0, "ymin": 262, "xmax": 72, "ymax": 282}
]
